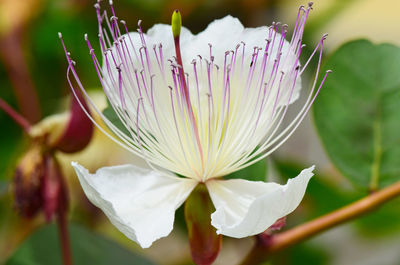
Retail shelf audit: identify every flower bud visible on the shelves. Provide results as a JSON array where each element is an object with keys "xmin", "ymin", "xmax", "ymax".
[
  {"xmin": 257, "ymin": 217, "xmax": 287, "ymax": 246},
  {"xmin": 13, "ymin": 145, "xmax": 69, "ymax": 221},
  {"xmin": 13, "ymin": 145, "xmax": 44, "ymax": 218},
  {"xmin": 185, "ymin": 184, "xmax": 222, "ymax": 265},
  {"xmin": 51, "ymin": 91, "xmax": 93, "ymax": 153}
]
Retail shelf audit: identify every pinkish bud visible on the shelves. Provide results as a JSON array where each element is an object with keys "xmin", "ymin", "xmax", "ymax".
[
  {"xmin": 268, "ymin": 216, "xmax": 287, "ymax": 231},
  {"xmin": 185, "ymin": 184, "xmax": 222, "ymax": 265},
  {"xmin": 52, "ymin": 90, "xmax": 93, "ymax": 153},
  {"xmin": 257, "ymin": 217, "xmax": 287, "ymax": 246},
  {"xmin": 13, "ymin": 145, "xmax": 45, "ymax": 218}
]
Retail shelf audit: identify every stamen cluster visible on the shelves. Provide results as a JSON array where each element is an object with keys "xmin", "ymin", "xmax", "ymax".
[{"xmin": 59, "ymin": 1, "xmax": 330, "ymax": 182}]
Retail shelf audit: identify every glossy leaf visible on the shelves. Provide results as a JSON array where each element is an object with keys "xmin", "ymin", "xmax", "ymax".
[
  {"xmin": 313, "ymin": 40, "xmax": 400, "ymax": 189},
  {"xmin": 6, "ymin": 223, "xmax": 157, "ymax": 265}
]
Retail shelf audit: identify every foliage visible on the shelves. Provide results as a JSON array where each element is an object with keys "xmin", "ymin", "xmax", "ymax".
[
  {"xmin": 6, "ymin": 223, "xmax": 156, "ymax": 265},
  {"xmin": 314, "ymin": 40, "xmax": 400, "ymax": 190}
]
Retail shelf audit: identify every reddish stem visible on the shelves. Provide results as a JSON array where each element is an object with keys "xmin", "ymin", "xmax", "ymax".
[
  {"xmin": 0, "ymin": 97, "xmax": 31, "ymax": 132},
  {"xmin": 56, "ymin": 210, "xmax": 73, "ymax": 265},
  {"xmin": 0, "ymin": 28, "xmax": 41, "ymax": 123}
]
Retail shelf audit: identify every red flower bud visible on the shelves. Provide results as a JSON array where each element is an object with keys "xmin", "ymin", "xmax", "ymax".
[{"xmin": 52, "ymin": 90, "xmax": 93, "ymax": 153}]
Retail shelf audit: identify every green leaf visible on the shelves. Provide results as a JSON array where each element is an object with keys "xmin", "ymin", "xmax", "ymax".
[
  {"xmin": 223, "ymin": 159, "xmax": 267, "ymax": 181},
  {"xmin": 313, "ymin": 39, "xmax": 400, "ymax": 189},
  {"xmin": 6, "ymin": 223, "xmax": 157, "ymax": 265}
]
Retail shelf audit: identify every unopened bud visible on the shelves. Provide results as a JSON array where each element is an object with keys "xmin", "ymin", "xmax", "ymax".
[
  {"xmin": 13, "ymin": 146, "xmax": 69, "ymax": 221},
  {"xmin": 13, "ymin": 145, "xmax": 45, "ymax": 218},
  {"xmin": 268, "ymin": 216, "xmax": 286, "ymax": 231},
  {"xmin": 257, "ymin": 216, "xmax": 287, "ymax": 246},
  {"xmin": 52, "ymin": 91, "xmax": 94, "ymax": 153},
  {"xmin": 30, "ymin": 91, "xmax": 94, "ymax": 154}
]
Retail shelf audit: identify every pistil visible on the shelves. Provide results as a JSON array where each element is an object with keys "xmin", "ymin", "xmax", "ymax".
[{"xmin": 171, "ymin": 10, "xmax": 205, "ymax": 174}]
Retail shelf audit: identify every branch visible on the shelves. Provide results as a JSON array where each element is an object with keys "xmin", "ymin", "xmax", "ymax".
[{"xmin": 240, "ymin": 181, "xmax": 400, "ymax": 265}]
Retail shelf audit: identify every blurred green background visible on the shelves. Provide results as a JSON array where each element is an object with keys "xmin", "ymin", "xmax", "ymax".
[{"xmin": 1, "ymin": 0, "xmax": 400, "ymax": 264}]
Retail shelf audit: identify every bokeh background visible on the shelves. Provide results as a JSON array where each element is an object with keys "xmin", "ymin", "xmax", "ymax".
[{"xmin": 1, "ymin": 0, "xmax": 400, "ymax": 264}]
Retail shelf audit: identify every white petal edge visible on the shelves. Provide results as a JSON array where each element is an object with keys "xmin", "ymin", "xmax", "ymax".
[
  {"xmin": 72, "ymin": 162, "xmax": 198, "ymax": 248},
  {"xmin": 206, "ymin": 166, "xmax": 314, "ymax": 238}
]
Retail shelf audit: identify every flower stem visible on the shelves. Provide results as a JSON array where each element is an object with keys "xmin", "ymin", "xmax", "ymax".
[
  {"xmin": 0, "ymin": 97, "xmax": 31, "ymax": 133},
  {"xmin": 56, "ymin": 210, "xmax": 73, "ymax": 265},
  {"xmin": 239, "ymin": 181, "xmax": 400, "ymax": 265},
  {"xmin": 0, "ymin": 28, "xmax": 41, "ymax": 123}
]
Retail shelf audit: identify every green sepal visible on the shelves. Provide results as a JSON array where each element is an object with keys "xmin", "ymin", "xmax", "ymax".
[{"xmin": 185, "ymin": 184, "xmax": 222, "ymax": 265}]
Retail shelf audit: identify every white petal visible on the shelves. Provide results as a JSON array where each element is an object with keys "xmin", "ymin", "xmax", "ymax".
[
  {"xmin": 141, "ymin": 16, "xmax": 245, "ymax": 69},
  {"xmin": 144, "ymin": 16, "xmax": 293, "ymax": 73},
  {"xmin": 71, "ymin": 162, "xmax": 197, "ymax": 248},
  {"xmin": 206, "ymin": 166, "xmax": 314, "ymax": 238}
]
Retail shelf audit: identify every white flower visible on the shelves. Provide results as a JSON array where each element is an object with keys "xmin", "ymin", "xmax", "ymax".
[{"xmin": 59, "ymin": 2, "xmax": 330, "ymax": 248}]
